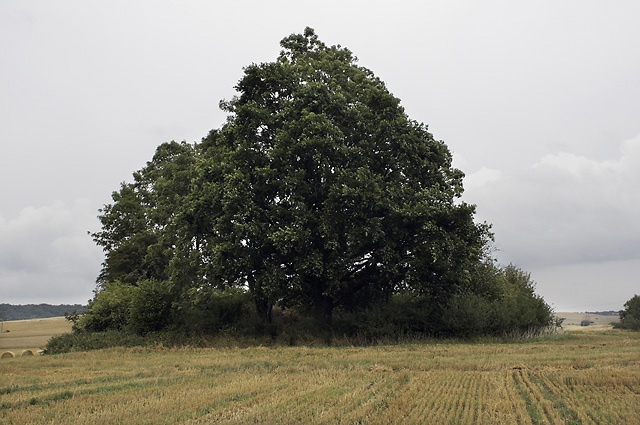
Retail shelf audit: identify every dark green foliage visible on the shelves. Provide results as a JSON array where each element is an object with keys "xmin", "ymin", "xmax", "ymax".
[
  {"xmin": 128, "ymin": 279, "xmax": 175, "ymax": 335},
  {"xmin": 333, "ymin": 294, "xmax": 435, "ymax": 341},
  {"xmin": 441, "ymin": 264, "xmax": 554, "ymax": 337},
  {"xmin": 44, "ymin": 330, "xmax": 149, "ymax": 355},
  {"xmin": 78, "ymin": 281, "xmax": 133, "ymax": 332},
  {"xmin": 176, "ymin": 287, "xmax": 255, "ymax": 334},
  {"xmin": 91, "ymin": 141, "xmax": 196, "ymax": 287},
  {"xmin": 190, "ymin": 27, "xmax": 487, "ymax": 327},
  {"xmin": 78, "ymin": 28, "xmax": 553, "ymax": 343},
  {"xmin": 616, "ymin": 295, "xmax": 640, "ymax": 330},
  {"xmin": 441, "ymin": 293, "xmax": 492, "ymax": 337},
  {"xmin": 491, "ymin": 264, "xmax": 555, "ymax": 333},
  {"xmin": 334, "ymin": 263, "xmax": 555, "ymax": 340},
  {"xmin": 76, "ymin": 280, "xmax": 254, "ymax": 336}
]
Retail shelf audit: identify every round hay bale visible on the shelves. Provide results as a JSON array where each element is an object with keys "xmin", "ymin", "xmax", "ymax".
[
  {"xmin": 1, "ymin": 351, "xmax": 15, "ymax": 359},
  {"xmin": 21, "ymin": 350, "xmax": 34, "ymax": 356}
]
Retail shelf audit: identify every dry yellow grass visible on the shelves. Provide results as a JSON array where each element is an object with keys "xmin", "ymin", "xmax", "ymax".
[
  {"xmin": 1, "ymin": 329, "xmax": 639, "ymax": 424},
  {"xmin": 0, "ymin": 317, "xmax": 72, "ymax": 354}
]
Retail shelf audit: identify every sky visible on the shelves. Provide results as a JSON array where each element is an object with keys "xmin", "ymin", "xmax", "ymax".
[{"xmin": 1, "ymin": 1, "xmax": 639, "ymax": 312}]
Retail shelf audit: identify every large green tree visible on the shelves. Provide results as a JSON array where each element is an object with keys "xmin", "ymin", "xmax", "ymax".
[
  {"xmin": 185, "ymin": 28, "xmax": 489, "ymax": 326},
  {"xmin": 87, "ymin": 28, "xmax": 500, "ymax": 336}
]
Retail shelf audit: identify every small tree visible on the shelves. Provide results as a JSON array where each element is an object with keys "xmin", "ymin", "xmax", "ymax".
[{"xmin": 618, "ymin": 295, "xmax": 640, "ymax": 330}]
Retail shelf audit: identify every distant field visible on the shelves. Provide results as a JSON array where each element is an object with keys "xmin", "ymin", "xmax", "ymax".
[
  {"xmin": 1, "ymin": 329, "xmax": 639, "ymax": 424},
  {"xmin": 0, "ymin": 317, "xmax": 71, "ymax": 355},
  {"xmin": 555, "ymin": 312, "xmax": 619, "ymax": 331}
]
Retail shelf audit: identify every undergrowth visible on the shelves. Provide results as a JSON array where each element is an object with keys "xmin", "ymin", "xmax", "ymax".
[{"xmin": 45, "ymin": 325, "xmax": 565, "ymax": 355}]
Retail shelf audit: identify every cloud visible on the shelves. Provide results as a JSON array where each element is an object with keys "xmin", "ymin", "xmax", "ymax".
[
  {"xmin": 463, "ymin": 135, "xmax": 640, "ymax": 269},
  {"xmin": 530, "ymin": 258, "xmax": 640, "ymax": 312},
  {"xmin": 463, "ymin": 167, "xmax": 503, "ymax": 191},
  {"xmin": 0, "ymin": 200, "xmax": 103, "ymax": 304}
]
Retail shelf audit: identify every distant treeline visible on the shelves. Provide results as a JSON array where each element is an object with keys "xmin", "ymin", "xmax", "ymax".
[
  {"xmin": 0, "ymin": 304, "xmax": 86, "ymax": 321},
  {"xmin": 586, "ymin": 311, "xmax": 619, "ymax": 316}
]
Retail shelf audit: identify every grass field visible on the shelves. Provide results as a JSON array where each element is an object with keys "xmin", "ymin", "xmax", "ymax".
[
  {"xmin": 0, "ymin": 317, "xmax": 72, "ymax": 356},
  {"xmin": 1, "ymin": 328, "xmax": 639, "ymax": 424}
]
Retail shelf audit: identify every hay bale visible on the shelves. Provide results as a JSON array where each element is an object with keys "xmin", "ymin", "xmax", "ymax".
[
  {"xmin": 1, "ymin": 351, "xmax": 15, "ymax": 359},
  {"xmin": 21, "ymin": 350, "xmax": 34, "ymax": 356}
]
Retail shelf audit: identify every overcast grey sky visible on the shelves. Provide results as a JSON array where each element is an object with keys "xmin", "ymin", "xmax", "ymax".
[{"xmin": 2, "ymin": 1, "xmax": 639, "ymax": 311}]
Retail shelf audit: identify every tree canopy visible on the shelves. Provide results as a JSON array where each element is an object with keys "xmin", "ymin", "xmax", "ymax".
[
  {"xmin": 185, "ymin": 27, "xmax": 488, "ymax": 325},
  {"xmin": 616, "ymin": 295, "xmax": 640, "ymax": 330},
  {"xmin": 82, "ymin": 28, "xmax": 552, "ymax": 339}
]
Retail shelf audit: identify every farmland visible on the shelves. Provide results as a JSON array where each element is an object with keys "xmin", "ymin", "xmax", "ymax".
[
  {"xmin": 1, "ymin": 329, "xmax": 639, "ymax": 424},
  {"xmin": 0, "ymin": 317, "xmax": 71, "ymax": 355}
]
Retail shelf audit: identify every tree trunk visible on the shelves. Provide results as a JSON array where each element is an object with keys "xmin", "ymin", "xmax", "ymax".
[
  {"xmin": 248, "ymin": 275, "xmax": 272, "ymax": 323},
  {"xmin": 313, "ymin": 294, "xmax": 334, "ymax": 330},
  {"xmin": 254, "ymin": 297, "xmax": 273, "ymax": 323}
]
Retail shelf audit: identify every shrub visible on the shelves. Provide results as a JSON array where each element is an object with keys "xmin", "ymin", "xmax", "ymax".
[
  {"xmin": 177, "ymin": 286, "xmax": 255, "ymax": 334},
  {"xmin": 77, "ymin": 281, "xmax": 134, "ymax": 332},
  {"xmin": 442, "ymin": 293, "xmax": 491, "ymax": 337},
  {"xmin": 332, "ymin": 294, "xmax": 436, "ymax": 342},
  {"xmin": 489, "ymin": 264, "xmax": 554, "ymax": 334},
  {"xmin": 128, "ymin": 279, "xmax": 175, "ymax": 335},
  {"xmin": 44, "ymin": 330, "xmax": 149, "ymax": 354},
  {"xmin": 617, "ymin": 295, "xmax": 640, "ymax": 330},
  {"xmin": 441, "ymin": 263, "xmax": 554, "ymax": 337}
]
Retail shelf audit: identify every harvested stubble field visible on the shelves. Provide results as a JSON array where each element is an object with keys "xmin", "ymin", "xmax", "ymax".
[
  {"xmin": 0, "ymin": 317, "xmax": 72, "ymax": 355},
  {"xmin": 1, "ymin": 330, "xmax": 639, "ymax": 424}
]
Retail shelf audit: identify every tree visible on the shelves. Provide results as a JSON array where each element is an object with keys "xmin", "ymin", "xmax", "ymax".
[
  {"xmin": 187, "ymin": 28, "xmax": 489, "ymax": 327},
  {"xmin": 92, "ymin": 141, "xmax": 197, "ymax": 287},
  {"xmin": 83, "ymin": 28, "xmax": 506, "ymax": 338},
  {"xmin": 88, "ymin": 141, "xmax": 200, "ymax": 333},
  {"xmin": 618, "ymin": 295, "xmax": 640, "ymax": 330}
]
